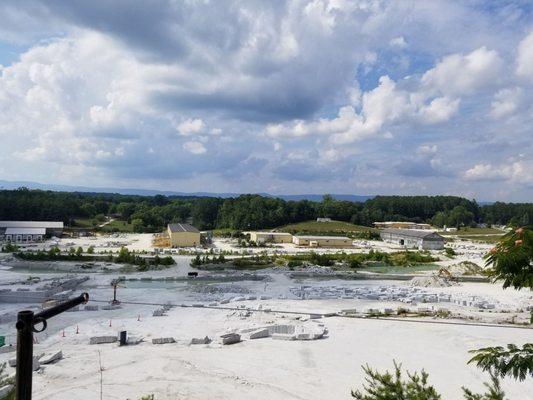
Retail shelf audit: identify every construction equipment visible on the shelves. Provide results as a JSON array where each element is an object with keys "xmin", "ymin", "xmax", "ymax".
[
  {"xmin": 437, "ymin": 267, "xmax": 458, "ymax": 282},
  {"xmin": 110, "ymin": 277, "xmax": 126, "ymax": 305}
]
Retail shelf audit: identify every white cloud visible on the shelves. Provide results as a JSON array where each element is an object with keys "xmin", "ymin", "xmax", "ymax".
[
  {"xmin": 464, "ymin": 161, "xmax": 533, "ymax": 184},
  {"xmin": 182, "ymin": 141, "xmax": 207, "ymax": 155},
  {"xmin": 417, "ymin": 144, "xmax": 438, "ymax": 155},
  {"xmin": 389, "ymin": 36, "xmax": 407, "ymax": 49},
  {"xmin": 266, "ymin": 74, "xmax": 460, "ymax": 144},
  {"xmin": 418, "ymin": 96, "xmax": 460, "ymax": 123},
  {"xmin": 516, "ymin": 32, "xmax": 533, "ymax": 81},
  {"xmin": 421, "ymin": 47, "xmax": 503, "ymax": 95},
  {"xmin": 490, "ymin": 87, "xmax": 523, "ymax": 119},
  {"xmin": 177, "ymin": 118, "xmax": 205, "ymax": 136}
]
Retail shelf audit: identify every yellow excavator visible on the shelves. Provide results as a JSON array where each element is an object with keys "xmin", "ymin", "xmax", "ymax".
[{"xmin": 437, "ymin": 267, "xmax": 458, "ymax": 282}]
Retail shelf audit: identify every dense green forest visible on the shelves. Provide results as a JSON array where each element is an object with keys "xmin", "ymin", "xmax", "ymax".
[{"xmin": 0, "ymin": 188, "xmax": 531, "ymax": 232}]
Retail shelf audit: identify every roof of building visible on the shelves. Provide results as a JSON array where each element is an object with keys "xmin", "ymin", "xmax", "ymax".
[
  {"xmin": 252, "ymin": 232, "xmax": 292, "ymax": 236},
  {"xmin": 295, "ymin": 235, "xmax": 351, "ymax": 240},
  {"xmin": 0, "ymin": 221, "xmax": 63, "ymax": 229},
  {"xmin": 168, "ymin": 223, "xmax": 200, "ymax": 233},
  {"xmin": 5, "ymin": 227, "xmax": 46, "ymax": 235},
  {"xmin": 380, "ymin": 229, "xmax": 444, "ymax": 240}
]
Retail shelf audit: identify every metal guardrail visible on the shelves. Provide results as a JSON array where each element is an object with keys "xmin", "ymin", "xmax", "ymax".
[{"xmin": 15, "ymin": 293, "xmax": 89, "ymax": 400}]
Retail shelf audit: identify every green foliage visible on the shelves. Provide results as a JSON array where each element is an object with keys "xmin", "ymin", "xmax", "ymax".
[
  {"xmin": 87, "ymin": 245, "xmax": 95, "ymax": 254},
  {"xmin": 351, "ymin": 361, "xmax": 508, "ymax": 400},
  {"xmin": 444, "ymin": 247, "xmax": 456, "ymax": 258},
  {"xmin": 1, "ymin": 242, "xmax": 19, "ymax": 252},
  {"xmin": 351, "ymin": 361, "xmax": 441, "ymax": 399},
  {"xmin": 432, "ymin": 205, "xmax": 475, "ymax": 228},
  {"xmin": 484, "ymin": 226, "xmax": 533, "ymax": 289},
  {"xmin": 0, "ymin": 362, "xmax": 14, "ymax": 398},
  {"xmin": 468, "ymin": 344, "xmax": 533, "ymax": 381},
  {"xmin": 462, "ymin": 373, "xmax": 506, "ymax": 400},
  {"xmin": 281, "ymin": 250, "xmax": 437, "ymax": 269},
  {"xmin": 0, "ymin": 189, "xmax": 531, "ymax": 233}
]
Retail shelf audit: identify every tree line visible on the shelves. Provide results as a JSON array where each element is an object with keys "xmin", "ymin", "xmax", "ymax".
[{"xmin": 0, "ymin": 188, "xmax": 531, "ymax": 232}]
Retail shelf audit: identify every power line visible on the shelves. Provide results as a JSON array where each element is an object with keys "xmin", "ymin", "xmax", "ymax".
[{"xmin": 87, "ymin": 298, "xmax": 533, "ymax": 331}]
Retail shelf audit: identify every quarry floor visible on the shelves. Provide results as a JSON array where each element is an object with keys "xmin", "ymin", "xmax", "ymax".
[{"xmin": 0, "ymin": 236, "xmax": 532, "ymax": 399}]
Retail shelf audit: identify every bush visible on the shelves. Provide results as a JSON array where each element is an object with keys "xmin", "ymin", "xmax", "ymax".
[
  {"xmin": 352, "ymin": 361, "xmax": 507, "ymax": 400},
  {"xmin": 1, "ymin": 243, "xmax": 19, "ymax": 253}
]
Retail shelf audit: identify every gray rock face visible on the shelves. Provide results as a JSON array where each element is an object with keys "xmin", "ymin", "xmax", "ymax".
[
  {"xmin": 190, "ymin": 336, "xmax": 211, "ymax": 345},
  {"xmin": 0, "ymin": 384, "xmax": 14, "ymax": 398},
  {"xmin": 9, "ymin": 356, "xmax": 40, "ymax": 370},
  {"xmin": 152, "ymin": 309, "xmax": 166, "ymax": 317},
  {"xmin": 220, "ymin": 333, "xmax": 241, "ymax": 345},
  {"xmin": 249, "ymin": 329, "xmax": 270, "ymax": 339},
  {"xmin": 127, "ymin": 336, "xmax": 143, "ymax": 345},
  {"xmin": 39, "ymin": 350, "xmax": 63, "ymax": 364},
  {"xmin": 271, "ymin": 333, "xmax": 295, "ymax": 341},
  {"xmin": 90, "ymin": 336, "xmax": 118, "ymax": 345},
  {"xmin": 152, "ymin": 337, "xmax": 175, "ymax": 345}
]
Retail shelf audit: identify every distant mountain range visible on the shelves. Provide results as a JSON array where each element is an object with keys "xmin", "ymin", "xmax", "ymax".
[{"xmin": 0, "ymin": 179, "xmax": 374, "ymax": 202}]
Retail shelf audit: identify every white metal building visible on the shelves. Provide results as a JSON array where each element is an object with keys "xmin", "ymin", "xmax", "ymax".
[
  {"xmin": 0, "ymin": 221, "xmax": 64, "ymax": 243},
  {"xmin": 380, "ymin": 229, "xmax": 445, "ymax": 250},
  {"xmin": 293, "ymin": 235, "xmax": 353, "ymax": 248}
]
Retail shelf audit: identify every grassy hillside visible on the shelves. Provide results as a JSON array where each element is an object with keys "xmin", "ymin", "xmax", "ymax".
[
  {"xmin": 278, "ymin": 220, "xmax": 377, "ymax": 236},
  {"xmin": 441, "ymin": 227, "xmax": 506, "ymax": 243}
]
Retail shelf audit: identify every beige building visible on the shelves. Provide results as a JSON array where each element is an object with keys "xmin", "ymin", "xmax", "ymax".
[
  {"xmin": 248, "ymin": 232, "xmax": 293, "ymax": 244},
  {"xmin": 293, "ymin": 235, "xmax": 353, "ymax": 248},
  {"xmin": 167, "ymin": 223, "xmax": 201, "ymax": 247}
]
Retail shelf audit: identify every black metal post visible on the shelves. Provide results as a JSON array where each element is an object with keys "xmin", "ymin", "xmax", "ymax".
[
  {"xmin": 15, "ymin": 293, "xmax": 89, "ymax": 400},
  {"xmin": 15, "ymin": 310, "xmax": 34, "ymax": 400}
]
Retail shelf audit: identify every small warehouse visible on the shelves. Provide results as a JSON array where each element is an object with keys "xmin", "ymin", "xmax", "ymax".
[
  {"xmin": 167, "ymin": 223, "xmax": 201, "ymax": 247},
  {"xmin": 248, "ymin": 232, "xmax": 293, "ymax": 244},
  {"xmin": 0, "ymin": 221, "xmax": 64, "ymax": 243},
  {"xmin": 293, "ymin": 235, "xmax": 353, "ymax": 248},
  {"xmin": 380, "ymin": 229, "xmax": 445, "ymax": 250}
]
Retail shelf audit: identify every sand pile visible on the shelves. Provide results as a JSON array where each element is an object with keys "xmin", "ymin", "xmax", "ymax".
[
  {"xmin": 410, "ymin": 275, "xmax": 454, "ymax": 288},
  {"xmin": 447, "ymin": 261, "xmax": 483, "ymax": 276}
]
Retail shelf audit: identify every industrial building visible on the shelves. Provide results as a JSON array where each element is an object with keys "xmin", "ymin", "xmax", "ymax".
[
  {"xmin": 248, "ymin": 232, "xmax": 293, "ymax": 244},
  {"xmin": 167, "ymin": 223, "xmax": 201, "ymax": 247},
  {"xmin": 380, "ymin": 229, "xmax": 445, "ymax": 250},
  {"xmin": 374, "ymin": 222, "xmax": 433, "ymax": 230},
  {"xmin": 293, "ymin": 235, "xmax": 353, "ymax": 248},
  {"xmin": 0, "ymin": 221, "xmax": 64, "ymax": 243}
]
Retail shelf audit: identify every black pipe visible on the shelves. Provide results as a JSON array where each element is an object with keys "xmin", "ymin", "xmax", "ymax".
[
  {"xmin": 15, "ymin": 292, "xmax": 89, "ymax": 400},
  {"xmin": 15, "ymin": 310, "xmax": 34, "ymax": 400},
  {"xmin": 34, "ymin": 293, "xmax": 89, "ymax": 321}
]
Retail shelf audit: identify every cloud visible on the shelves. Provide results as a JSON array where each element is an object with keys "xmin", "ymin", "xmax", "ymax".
[
  {"xmin": 389, "ymin": 36, "xmax": 407, "ymax": 49},
  {"xmin": 516, "ymin": 32, "xmax": 533, "ymax": 81},
  {"xmin": 0, "ymin": 1, "xmax": 532, "ymax": 200},
  {"xmin": 464, "ymin": 161, "xmax": 533, "ymax": 184},
  {"xmin": 489, "ymin": 87, "xmax": 523, "ymax": 119},
  {"xmin": 266, "ymin": 71, "xmax": 461, "ymax": 144},
  {"xmin": 182, "ymin": 141, "xmax": 207, "ymax": 155},
  {"xmin": 421, "ymin": 47, "xmax": 503, "ymax": 95},
  {"xmin": 177, "ymin": 118, "xmax": 205, "ymax": 136}
]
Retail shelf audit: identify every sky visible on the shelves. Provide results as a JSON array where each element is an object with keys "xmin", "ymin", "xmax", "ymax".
[{"xmin": 0, "ymin": 1, "xmax": 532, "ymax": 201}]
